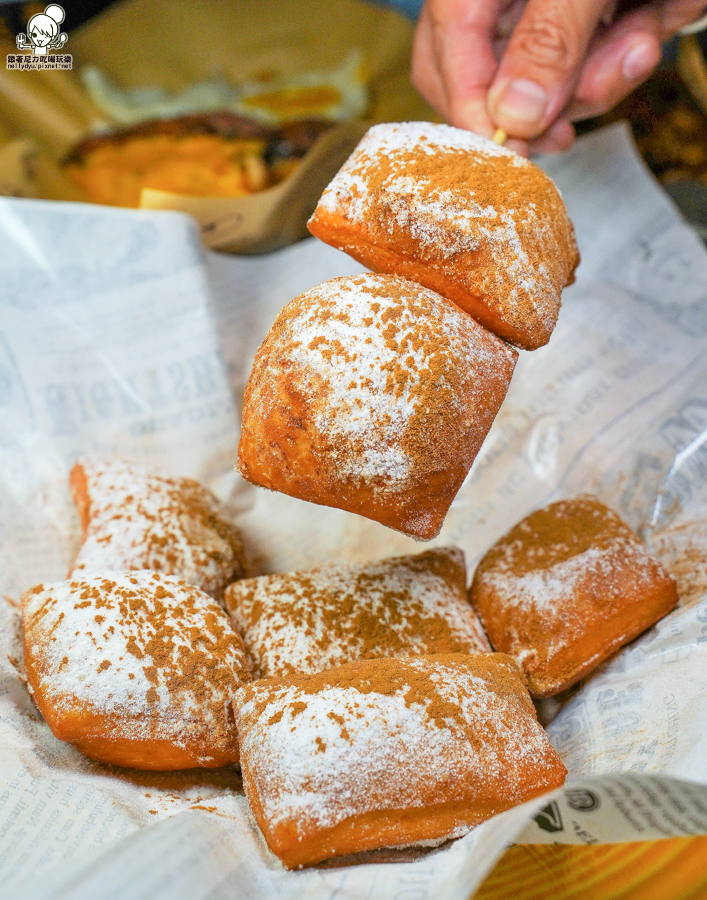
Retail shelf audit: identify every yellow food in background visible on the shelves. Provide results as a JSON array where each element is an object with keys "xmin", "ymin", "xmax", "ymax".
[
  {"xmin": 240, "ymin": 85, "xmax": 343, "ymax": 119},
  {"xmin": 474, "ymin": 837, "xmax": 707, "ymax": 900},
  {"xmin": 233, "ymin": 51, "xmax": 368, "ymax": 124},
  {"xmin": 80, "ymin": 51, "xmax": 368, "ymax": 128},
  {"xmin": 65, "ymin": 133, "xmax": 277, "ymax": 207}
]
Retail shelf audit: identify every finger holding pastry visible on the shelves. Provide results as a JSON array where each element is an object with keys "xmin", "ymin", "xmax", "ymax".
[{"xmin": 412, "ymin": 0, "xmax": 707, "ymax": 152}]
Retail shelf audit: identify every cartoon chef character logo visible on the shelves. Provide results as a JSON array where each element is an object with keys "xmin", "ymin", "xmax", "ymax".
[{"xmin": 16, "ymin": 5, "xmax": 68, "ymax": 56}]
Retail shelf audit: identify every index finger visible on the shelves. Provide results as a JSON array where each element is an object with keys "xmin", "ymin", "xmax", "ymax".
[
  {"xmin": 487, "ymin": 0, "xmax": 611, "ymax": 138},
  {"xmin": 426, "ymin": 0, "xmax": 503, "ymax": 137}
]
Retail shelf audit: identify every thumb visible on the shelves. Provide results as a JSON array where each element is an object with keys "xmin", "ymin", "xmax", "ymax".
[{"xmin": 487, "ymin": 0, "xmax": 612, "ymax": 138}]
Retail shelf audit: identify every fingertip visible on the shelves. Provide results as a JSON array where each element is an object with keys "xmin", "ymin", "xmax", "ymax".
[
  {"xmin": 487, "ymin": 78, "xmax": 552, "ymax": 139},
  {"xmin": 529, "ymin": 119, "xmax": 576, "ymax": 156},
  {"xmin": 505, "ymin": 137, "xmax": 530, "ymax": 157},
  {"xmin": 621, "ymin": 33, "xmax": 661, "ymax": 83},
  {"xmin": 450, "ymin": 98, "xmax": 496, "ymax": 139},
  {"xmin": 570, "ymin": 25, "xmax": 664, "ymax": 121}
]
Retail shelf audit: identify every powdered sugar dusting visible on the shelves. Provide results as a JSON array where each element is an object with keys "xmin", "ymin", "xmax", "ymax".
[
  {"xmin": 470, "ymin": 497, "xmax": 678, "ymax": 691},
  {"xmin": 319, "ymin": 124, "xmax": 518, "ymax": 211},
  {"xmin": 479, "ymin": 542, "xmax": 655, "ymax": 655},
  {"xmin": 225, "ymin": 548, "xmax": 490, "ymax": 678},
  {"xmin": 246, "ymin": 274, "xmax": 516, "ymax": 504},
  {"xmin": 235, "ymin": 655, "xmax": 565, "ymax": 841},
  {"xmin": 71, "ymin": 458, "xmax": 246, "ymax": 600},
  {"xmin": 22, "ymin": 572, "xmax": 250, "ymax": 761},
  {"xmin": 312, "ymin": 121, "xmax": 578, "ymax": 348},
  {"xmin": 485, "ymin": 539, "xmax": 656, "ymax": 610}
]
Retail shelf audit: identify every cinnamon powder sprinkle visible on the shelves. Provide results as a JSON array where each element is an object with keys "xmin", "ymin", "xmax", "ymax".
[
  {"xmin": 235, "ymin": 654, "xmax": 566, "ymax": 837},
  {"xmin": 22, "ymin": 572, "xmax": 251, "ymax": 762},
  {"xmin": 70, "ymin": 458, "xmax": 247, "ymax": 601},
  {"xmin": 225, "ymin": 547, "xmax": 490, "ymax": 678},
  {"xmin": 239, "ymin": 273, "xmax": 517, "ymax": 538},
  {"xmin": 311, "ymin": 122, "xmax": 579, "ymax": 348},
  {"xmin": 470, "ymin": 496, "xmax": 678, "ymax": 687}
]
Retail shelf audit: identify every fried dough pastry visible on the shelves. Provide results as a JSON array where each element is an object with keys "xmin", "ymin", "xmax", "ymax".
[
  {"xmin": 469, "ymin": 496, "xmax": 679, "ymax": 697},
  {"xmin": 237, "ymin": 274, "xmax": 517, "ymax": 540},
  {"xmin": 70, "ymin": 457, "xmax": 246, "ymax": 602},
  {"xmin": 22, "ymin": 572, "xmax": 251, "ymax": 769},
  {"xmin": 224, "ymin": 547, "xmax": 490, "ymax": 678},
  {"xmin": 308, "ymin": 122, "xmax": 579, "ymax": 350},
  {"xmin": 234, "ymin": 654, "xmax": 567, "ymax": 868}
]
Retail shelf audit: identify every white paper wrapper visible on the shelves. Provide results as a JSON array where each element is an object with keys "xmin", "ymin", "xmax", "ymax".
[{"xmin": 2, "ymin": 123, "xmax": 707, "ymax": 899}]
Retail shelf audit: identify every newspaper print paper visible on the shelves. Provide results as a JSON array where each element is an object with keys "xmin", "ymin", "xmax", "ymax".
[{"xmin": 1, "ymin": 123, "xmax": 707, "ymax": 899}]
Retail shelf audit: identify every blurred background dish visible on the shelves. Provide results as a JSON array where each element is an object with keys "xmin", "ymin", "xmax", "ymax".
[
  {"xmin": 63, "ymin": 115, "xmax": 333, "ymax": 208},
  {"xmin": 4, "ymin": 0, "xmax": 703, "ymax": 249},
  {"xmin": 0, "ymin": 0, "xmax": 435, "ymax": 251}
]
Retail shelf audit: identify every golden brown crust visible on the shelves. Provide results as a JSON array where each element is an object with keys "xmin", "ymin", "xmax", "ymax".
[
  {"xmin": 234, "ymin": 654, "xmax": 567, "ymax": 867},
  {"xmin": 305, "ymin": 226, "xmax": 522, "ymax": 344},
  {"xmin": 69, "ymin": 462, "xmax": 91, "ymax": 540},
  {"xmin": 308, "ymin": 122, "xmax": 579, "ymax": 351},
  {"xmin": 22, "ymin": 666, "xmax": 226, "ymax": 769},
  {"xmin": 243, "ymin": 759, "xmax": 514, "ymax": 870},
  {"xmin": 469, "ymin": 496, "xmax": 679, "ymax": 697},
  {"xmin": 22, "ymin": 572, "xmax": 250, "ymax": 769},
  {"xmin": 238, "ymin": 274, "xmax": 517, "ymax": 540}
]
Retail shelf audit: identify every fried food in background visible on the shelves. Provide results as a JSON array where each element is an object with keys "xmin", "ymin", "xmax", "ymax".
[
  {"xmin": 64, "ymin": 48, "xmax": 366, "ymax": 209},
  {"xmin": 64, "ymin": 114, "xmax": 332, "ymax": 208},
  {"xmin": 0, "ymin": 0, "xmax": 437, "ymax": 249}
]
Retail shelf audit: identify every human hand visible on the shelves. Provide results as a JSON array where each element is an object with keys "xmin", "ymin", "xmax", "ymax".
[{"xmin": 412, "ymin": 0, "xmax": 707, "ymax": 155}]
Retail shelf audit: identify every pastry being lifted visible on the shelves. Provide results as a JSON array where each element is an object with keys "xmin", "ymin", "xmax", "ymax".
[
  {"xmin": 308, "ymin": 122, "xmax": 579, "ymax": 350},
  {"xmin": 238, "ymin": 273, "xmax": 517, "ymax": 539}
]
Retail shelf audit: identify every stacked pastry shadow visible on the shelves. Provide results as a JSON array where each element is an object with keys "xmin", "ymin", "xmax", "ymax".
[
  {"xmin": 22, "ymin": 458, "xmax": 677, "ymax": 869},
  {"xmin": 239, "ymin": 120, "xmax": 580, "ymax": 540}
]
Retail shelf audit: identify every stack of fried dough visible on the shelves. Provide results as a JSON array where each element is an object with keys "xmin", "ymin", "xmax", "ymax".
[
  {"xmin": 238, "ymin": 121, "xmax": 580, "ymax": 539},
  {"xmin": 22, "ymin": 126, "xmax": 681, "ymax": 869},
  {"xmin": 21, "ymin": 458, "xmax": 677, "ymax": 868}
]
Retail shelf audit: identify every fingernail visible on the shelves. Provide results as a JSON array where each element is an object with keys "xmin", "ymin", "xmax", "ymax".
[
  {"xmin": 495, "ymin": 79, "xmax": 548, "ymax": 125},
  {"xmin": 622, "ymin": 40, "xmax": 657, "ymax": 81}
]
